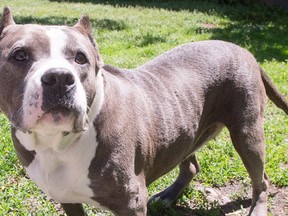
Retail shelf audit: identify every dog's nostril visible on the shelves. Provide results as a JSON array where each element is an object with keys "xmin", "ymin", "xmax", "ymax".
[
  {"xmin": 64, "ymin": 73, "xmax": 75, "ymax": 86},
  {"xmin": 41, "ymin": 68, "xmax": 75, "ymax": 88},
  {"xmin": 41, "ymin": 73, "xmax": 58, "ymax": 86}
]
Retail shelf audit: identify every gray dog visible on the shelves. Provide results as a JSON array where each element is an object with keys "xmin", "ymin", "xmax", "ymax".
[{"xmin": 0, "ymin": 7, "xmax": 287, "ymax": 216}]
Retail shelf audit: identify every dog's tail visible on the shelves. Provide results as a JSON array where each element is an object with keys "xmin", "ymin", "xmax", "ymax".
[{"xmin": 260, "ymin": 67, "xmax": 288, "ymax": 115}]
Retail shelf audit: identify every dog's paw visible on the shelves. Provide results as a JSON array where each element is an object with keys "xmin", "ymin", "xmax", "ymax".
[{"xmin": 148, "ymin": 193, "xmax": 174, "ymax": 208}]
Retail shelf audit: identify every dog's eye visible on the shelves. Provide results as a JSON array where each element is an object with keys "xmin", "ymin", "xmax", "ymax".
[
  {"xmin": 75, "ymin": 52, "xmax": 88, "ymax": 65},
  {"xmin": 13, "ymin": 49, "xmax": 28, "ymax": 62}
]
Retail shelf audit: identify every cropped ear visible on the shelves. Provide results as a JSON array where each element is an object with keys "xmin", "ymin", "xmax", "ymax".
[
  {"xmin": 0, "ymin": 7, "xmax": 16, "ymax": 35},
  {"xmin": 74, "ymin": 15, "xmax": 92, "ymax": 35},
  {"xmin": 74, "ymin": 15, "xmax": 104, "ymax": 72}
]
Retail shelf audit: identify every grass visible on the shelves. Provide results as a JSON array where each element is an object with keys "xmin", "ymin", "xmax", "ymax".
[{"xmin": 0, "ymin": 0, "xmax": 287, "ymax": 215}]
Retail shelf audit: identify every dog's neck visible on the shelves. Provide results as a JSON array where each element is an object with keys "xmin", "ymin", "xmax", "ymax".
[
  {"xmin": 15, "ymin": 70, "xmax": 105, "ymax": 153},
  {"xmin": 90, "ymin": 69, "xmax": 105, "ymax": 122}
]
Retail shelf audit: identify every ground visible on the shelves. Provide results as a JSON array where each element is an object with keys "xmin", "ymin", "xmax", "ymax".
[
  {"xmin": 24, "ymin": 180, "xmax": 288, "ymax": 216},
  {"xmin": 187, "ymin": 182, "xmax": 288, "ymax": 216},
  {"xmin": 146, "ymin": 180, "xmax": 288, "ymax": 216}
]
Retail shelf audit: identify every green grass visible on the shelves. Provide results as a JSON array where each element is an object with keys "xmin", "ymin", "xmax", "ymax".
[{"xmin": 0, "ymin": 0, "xmax": 287, "ymax": 215}]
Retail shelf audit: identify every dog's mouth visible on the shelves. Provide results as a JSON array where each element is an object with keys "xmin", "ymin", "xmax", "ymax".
[
  {"xmin": 40, "ymin": 106, "xmax": 72, "ymax": 123},
  {"xmin": 34, "ymin": 105, "xmax": 88, "ymax": 133}
]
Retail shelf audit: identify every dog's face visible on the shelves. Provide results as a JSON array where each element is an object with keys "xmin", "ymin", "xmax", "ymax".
[{"xmin": 0, "ymin": 8, "xmax": 103, "ymax": 134}]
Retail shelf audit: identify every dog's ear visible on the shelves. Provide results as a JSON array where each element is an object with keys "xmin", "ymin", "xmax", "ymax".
[
  {"xmin": 0, "ymin": 7, "xmax": 16, "ymax": 35},
  {"xmin": 74, "ymin": 15, "xmax": 92, "ymax": 35},
  {"xmin": 74, "ymin": 15, "xmax": 104, "ymax": 72}
]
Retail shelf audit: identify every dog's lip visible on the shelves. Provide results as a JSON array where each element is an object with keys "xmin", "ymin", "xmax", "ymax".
[
  {"xmin": 37, "ymin": 106, "xmax": 73, "ymax": 123},
  {"xmin": 44, "ymin": 106, "xmax": 72, "ymax": 116}
]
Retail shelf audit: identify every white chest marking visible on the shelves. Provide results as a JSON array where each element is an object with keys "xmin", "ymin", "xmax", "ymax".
[
  {"xmin": 16, "ymin": 71, "xmax": 105, "ymax": 206},
  {"xmin": 26, "ymin": 128, "xmax": 98, "ymax": 205}
]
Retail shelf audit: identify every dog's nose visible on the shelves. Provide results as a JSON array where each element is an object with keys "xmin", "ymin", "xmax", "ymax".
[
  {"xmin": 41, "ymin": 68, "xmax": 77, "ymax": 111},
  {"xmin": 41, "ymin": 68, "xmax": 75, "ymax": 88}
]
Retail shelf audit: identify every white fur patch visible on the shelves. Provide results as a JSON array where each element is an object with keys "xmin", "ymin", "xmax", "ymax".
[
  {"xmin": 16, "ymin": 72, "xmax": 104, "ymax": 205},
  {"xmin": 91, "ymin": 69, "xmax": 105, "ymax": 117}
]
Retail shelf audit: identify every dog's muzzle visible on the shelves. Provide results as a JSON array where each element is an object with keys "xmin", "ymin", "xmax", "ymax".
[
  {"xmin": 35, "ymin": 67, "xmax": 88, "ymax": 133},
  {"xmin": 41, "ymin": 68, "xmax": 76, "ymax": 112}
]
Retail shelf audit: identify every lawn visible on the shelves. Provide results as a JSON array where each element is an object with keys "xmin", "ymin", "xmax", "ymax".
[{"xmin": 0, "ymin": 0, "xmax": 287, "ymax": 215}]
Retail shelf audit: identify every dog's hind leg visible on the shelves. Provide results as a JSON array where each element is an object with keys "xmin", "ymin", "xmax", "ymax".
[
  {"xmin": 61, "ymin": 203, "xmax": 87, "ymax": 216},
  {"xmin": 228, "ymin": 120, "xmax": 269, "ymax": 216},
  {"xmin": 148, "ymin": 155, "xmax": 200, "ymax": 207}
]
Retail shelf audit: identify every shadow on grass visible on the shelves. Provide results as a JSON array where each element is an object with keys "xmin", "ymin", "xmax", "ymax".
[
  {"xmin": 13, "ymin": 16, "xmax": 128, "ymax": 31},
  {"xmin": 46, "ymin": 0, "xmax": 288, "ymax": 62},
  {"xmin": 148, "ymin": 198, "xmax": 252, "ymax": 216},
  {"xmin": 49, "ymin": 0, "xmax": 262, "ymax": 11},
  {"xmin": 197, "ymin": 21, "xmax": 288, "ymax": 62}
]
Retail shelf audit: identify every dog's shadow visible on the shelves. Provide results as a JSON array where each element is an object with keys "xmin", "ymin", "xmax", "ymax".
[{"xmin": 147, "ymin": 198, "xmax": 252, "ymax": 216}]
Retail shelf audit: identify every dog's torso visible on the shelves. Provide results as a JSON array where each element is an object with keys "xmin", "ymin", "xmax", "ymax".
[{"xmin": 91, "ymin": 41, "xmax": 262, "ymax": 185}]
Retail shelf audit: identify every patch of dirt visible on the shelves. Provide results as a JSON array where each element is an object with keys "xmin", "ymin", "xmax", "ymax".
[
  {"xmin": 200, "ymin": 23, "xmax": 218, "ymax": 29},
  {"xmin": 179, "ymin": 182, "xmax": 288, "ymax": 216}
]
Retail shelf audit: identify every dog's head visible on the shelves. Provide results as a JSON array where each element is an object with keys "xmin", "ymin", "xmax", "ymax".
[{"xmin": 0, "ymin": 7, "xmax": 103, "ymax": 133}]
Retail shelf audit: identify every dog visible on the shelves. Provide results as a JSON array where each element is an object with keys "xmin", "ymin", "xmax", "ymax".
[{"xmin": 0, "ymin": 7, "xmax": 287, "ymax": 216}]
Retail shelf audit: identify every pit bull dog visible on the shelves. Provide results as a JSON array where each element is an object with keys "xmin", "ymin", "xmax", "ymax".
[{"xmin": 0, "ymin": 7, "xmax": 287, "ymax": 216}]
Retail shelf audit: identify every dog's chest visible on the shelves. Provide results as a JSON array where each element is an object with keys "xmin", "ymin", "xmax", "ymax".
[{"xmin": 17, "ymin": 129, "xmax": 98, "ymax": 205}]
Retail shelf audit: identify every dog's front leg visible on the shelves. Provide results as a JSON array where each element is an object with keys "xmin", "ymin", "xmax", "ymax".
[
  {"xmin": 61, "ymin": 203, "xmax": 87, "ymax": 216},
  {"xmin": 111, "ymin": 183, "xmax": 148, "ymax": 216}
]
